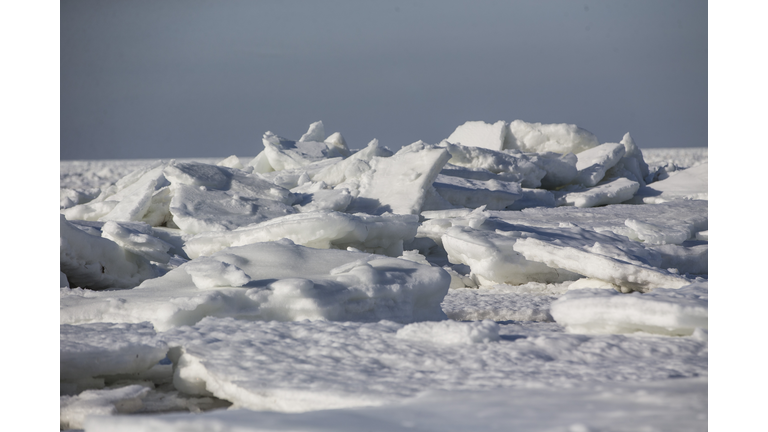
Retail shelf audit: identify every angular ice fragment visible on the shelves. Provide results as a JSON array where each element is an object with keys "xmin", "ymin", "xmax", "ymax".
[
  {"xmin": 216, "ymin": 155, "xmax": 244, "ymax": 170},
  {"xmin": 574, "ymin": 143, "xmax": 626, "ymax": 187},
  {"xmin": 256, "ymin": 127, "xmax": 349, "ymax": 172},
  {"xmin": 557, "ymin": 177, "xmax": 640, "ymax": 208},
  {"xmin": 165, "ymin": 161, "xmax": 296, "ymax": 234},
  {"xmin": 347, "ymin": 141, "xmax": 451, "ymax": 215},
  {"xmin": 60, "ymin": 215, "xmax": 160, "ymax": 290},
  {"xmin": 446, "ymin": 120, "xmax": 507, "ymax": 150},
  {"xmin": 299, "ymin": 121, "xmax": 325, "ymax": 142},
  {"xmin": 62, "ymin": 161, "xmax": 169, "ymax": 223},
  {"xmin": 442, "ymin": 226, "xmax": 580, "ymax": 286},
  {"xmin": 183, "ymin": 211, "xmax": 418, "ymax": 259},
  {"xmin": 439, "ymin": 141, "xmax": 546, "ymax": 188},
  {"xmin": 512, "ymin": 237, "xmax": 690, "ymax": 292},
  {"xmin": 432, "ymin": 174, "xmax": 522, "ymax": 210},
  {"xmin": 101, "ymin": 221, "xmax": 174, "ymax": 264},
  {"xmin": 505, "ymin": 120, "xmax": 599, "ymax": 154},
  {"xmin": 605, "ymin": 132, "xmax": 650, "ymax": 187},
  {"xmin": 529, "ymin": 151, "xmax": 579, "ymax": 189}
]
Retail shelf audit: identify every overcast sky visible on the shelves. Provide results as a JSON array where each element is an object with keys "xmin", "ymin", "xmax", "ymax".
[{"xmin": 60, "ymin": 0, "xmax": 707, "ymax": 160}]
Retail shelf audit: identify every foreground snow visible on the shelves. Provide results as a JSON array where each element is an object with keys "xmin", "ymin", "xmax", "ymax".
[{"xmin": 60, "ymin": 120, "xmax": 707, "ymax": 430}]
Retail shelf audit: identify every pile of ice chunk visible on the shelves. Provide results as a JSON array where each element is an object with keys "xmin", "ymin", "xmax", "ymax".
[{"xmin": 60, "ymin": 120, "xmax": 708, "ymax": 428}]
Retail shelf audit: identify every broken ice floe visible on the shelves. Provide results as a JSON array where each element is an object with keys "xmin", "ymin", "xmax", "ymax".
[
  {"xmin": 149, "ymin": 315, "xmax": 706, "ymax": 412},
  {"xmin": 61, "ymin": 240, "xmax": 450, "ymax": 330},
  {"xmin": 59, "ymin": 129, "xmax": 708, "ymax": 427}
]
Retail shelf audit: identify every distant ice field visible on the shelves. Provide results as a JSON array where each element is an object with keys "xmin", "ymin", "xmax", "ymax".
[{"xmin": 60, "ymin": 121, "xmax": 707, "ymax": 431}]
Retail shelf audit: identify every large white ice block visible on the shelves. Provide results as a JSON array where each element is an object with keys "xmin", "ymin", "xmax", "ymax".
[
  {"xmin": 347, "ymin": 142, "xmax": 451, "ymax": 215},
  {"xmin": 551, "ymin": 282, "xmax": 707, "ymax": 335},
  {"xmin": 505, "ymin": 120, "xmax": 599, "ymax": 154},
  {"xmin": 488, "ymin": 199, "xmax": 707, "ymax": 242},
  {"xmin": 557, "ymin": 177, "xmax": 640, "ymax": 208},
  {"xmin": 61, "ymin": 161, "xmax": 170, "ymax": 225},
  {"xmin": 574, "ymin": 142, "xmax": 626, "ymax": 187},
  {"xmin": 183, "ymin": 211, "xmax": 418, "ymax": 258},
  {"xmin": 446, "ymin": 120, "xmax": 507, "ymax": 150},
  {"xmin": 60, "ymin": 215, "xmax": 161, "ymax": 290},
  {"xmin": 512, "ymin": 237, "xmax": 690, "ymax": 292},
  {"xmin": 441, "ymin": 226, "xmax": 581, "ymax": 285},
  {"xmin": 61, "ymin": 240, "xmax": 450, "ymax": 330}
]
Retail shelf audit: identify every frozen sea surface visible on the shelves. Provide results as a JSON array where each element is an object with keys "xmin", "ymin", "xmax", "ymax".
[{"xmin": 60, "ymin": 121, "xmax": 707, "ymax": 431}]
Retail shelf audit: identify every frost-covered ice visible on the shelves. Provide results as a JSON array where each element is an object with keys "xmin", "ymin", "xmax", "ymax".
[
  {"xmin": 85, "ymin": 378, "xmax": 707, "ymax": 432},
  {"xmin": 60, "ymin": 121, "xmax": 707, "ymax": 429},
  {"xmin": 60, "ymin": 322, "xmax": 167, "ymax": 387},
  {"xmin": 155, "ymin": 316, "xmax": 705, "ymax": 412},
  {"xmin": 61, "ymin": 240, "xmax": 450, "ymax": 330},
  {"xmin": 551, "ymin": 281, "xmax": 708, "ymax": 336}
]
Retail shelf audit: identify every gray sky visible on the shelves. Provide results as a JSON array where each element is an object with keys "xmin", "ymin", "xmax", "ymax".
[{"xmin": 60, "ymin": 0, "xmax": 707, "ymax": 160}]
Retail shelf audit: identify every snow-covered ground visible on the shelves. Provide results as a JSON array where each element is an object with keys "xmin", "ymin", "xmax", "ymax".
[{"xmin": 60, "ymin": 120, "xmax": 708, "ymax": 431}]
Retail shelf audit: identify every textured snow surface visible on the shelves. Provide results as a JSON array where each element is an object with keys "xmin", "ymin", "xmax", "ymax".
[
  {"xmin": 85, "ymin": 378, "xmax": 707, "ymax": 432},
  {"xmin": 157, "ymin": 316, "xmax": 706, "ymax": 412},
  {"xmin": 60, "ymin": 123, "xmax": 707, "ymax": 430}
]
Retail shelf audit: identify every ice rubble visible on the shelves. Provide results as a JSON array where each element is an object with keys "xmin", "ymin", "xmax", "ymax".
[
  {"xmin": 61, "ymin": 240, "xmax": 450, "ymax": 331},
  {"xmin": 60, "ymin": 121, "xmax": 708, "ymax": 428}
]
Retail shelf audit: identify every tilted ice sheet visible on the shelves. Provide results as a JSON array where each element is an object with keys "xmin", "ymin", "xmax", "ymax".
[
  {"xmin": 154, "ymin": 316, "xmax": 706, "ymax": 412},
  {"xmin": 432, "ymin": 174, "xmax": 522, "ymax": 210},
  {"xmin": 61, "ymin": 161, "xmax": 171, "ymax": 224},
  {"xmin": 164, "ymin": 161, "xmax": 296, "ymax": 234},
  {"xmin": 630, "ymin": 162, "xmax": 708, "ymax": 204},
  {"xmin": 60, "ymin": 215, "xmax": 162, "ymax": 290},
  {"xmin": 183, "ymin": 211, "xmax": 418, "ymax": 259},
  {"xmin": 574, "ymin": 142, "xmax": 626, "ymax": 186},
  {"xmin": 442, "ymin": 226, "xmax": 581, "ymax": 286},
  {"xmin": 61, "ymin": 240, "xmax": 450, "ymax": 330},
  {"xmin": 487, "ymin": 199, "xmax": 708, "ymax": 244},
  {"xmin": 347, "ymin": 142, "xmax": 451, "ymax": 215},
  {"xmin": 60, "ymin": 322, "xmax": 168, "ymax": 382},
  {"xmin": 513, "ymin": 237, "xmax": 690, "ymax": 292},
  {"xmin": 551, "ymin": 282, "xmax": 708, "ymax": 336},
  {"xmin": 441, "ymin": 222, "xmax": 669, "ymax": 289},
  {"xmin": 555, "ymin": 177, "xmax": 640, "ymax": 208},
  {"xmin": 85, "ymin": 378, "xmax": 707, "ymax": 432}
]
